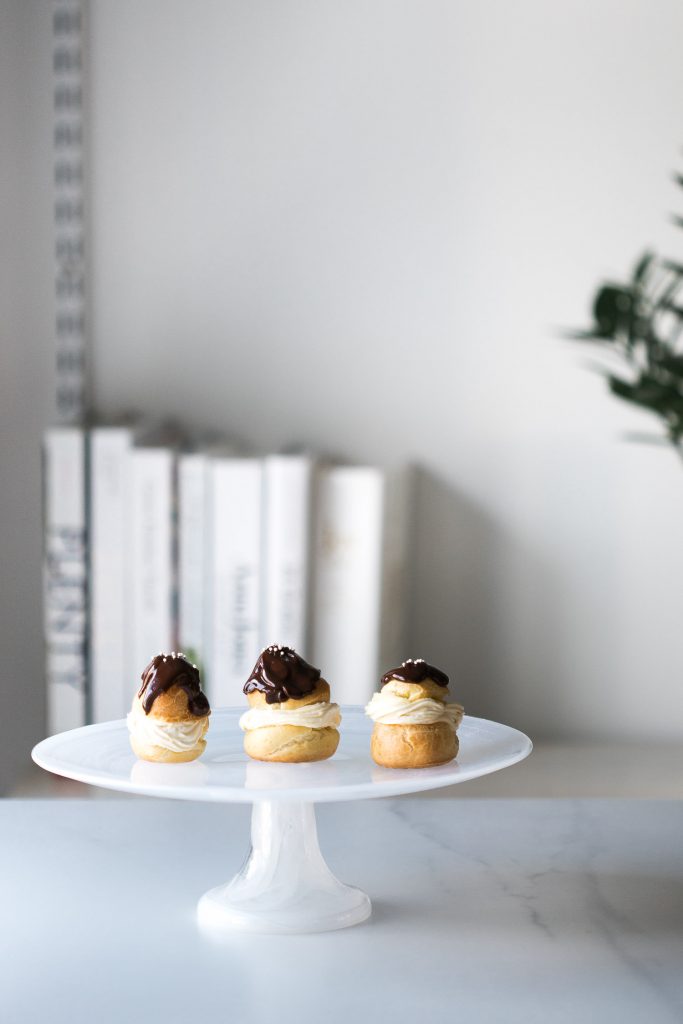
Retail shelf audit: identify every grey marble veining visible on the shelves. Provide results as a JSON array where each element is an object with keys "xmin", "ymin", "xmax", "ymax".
[{"xmin": 2, "ymin": 799, "xmax": 683, "ymax": 1023}]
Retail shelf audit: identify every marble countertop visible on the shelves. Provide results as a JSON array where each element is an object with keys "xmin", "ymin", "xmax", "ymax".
[{"xmin": 3, "ymin": 798, "xmax": 683, "ymax": 1023}]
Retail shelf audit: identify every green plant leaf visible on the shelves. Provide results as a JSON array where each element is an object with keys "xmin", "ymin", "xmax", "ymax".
[
  {"xmin": 592, "ymin": 285, "xmax": 634, "ymax": 339},
  {"xmin": 660, "ymin": 259, "xmax": 683, "ymax": 276},
  {"xmin": 561, "ymin": 328, "xmax": 611, "ymax": 341},
  {"xmin": 620, "ymin": 431, "xmax": 669, "ymax": 446},
  {"xmin": 657, "ymin": 299, "xmax": 683, "ymax": 319},
  {"xmin": 654, "ymin": 352, "xmax": 683, "ymax": 374},
  {"xmin": 632, "ymin": 251, "xmax": 655, "ymax": 284},
  {"xmin": 567, "ymin": 172, "xmax": 683, "ymax": 457},
  {"xmin": 608, "ymin": 373, "xmax": 683, "ymax": 415}
]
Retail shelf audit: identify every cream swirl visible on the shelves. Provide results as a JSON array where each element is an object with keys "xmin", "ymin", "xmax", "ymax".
[
  {"xmin": 239, "ymin": 701, "xmax": 341, "ymax": 732},
  {"xmin": 127, "ymin": 700, "xmax": 208, "ymax": 753},
  {"xmin": 365, "ymin": 691, "xmax": 464, "ymax": 728}
]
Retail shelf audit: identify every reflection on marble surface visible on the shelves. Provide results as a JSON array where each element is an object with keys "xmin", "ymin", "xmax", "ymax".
[
  {"xmin": 4, "ymin": 799, "xmax": 683, "ymax": 1023},
  {"xmin": 130, "ymin": 759, "xmax": 210, "ymax": 788},
  {"xmin": 243, "ymin": 758, "xmax": 343, "ymax": 791}
]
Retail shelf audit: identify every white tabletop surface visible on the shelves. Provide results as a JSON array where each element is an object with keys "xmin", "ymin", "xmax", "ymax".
[{"xmin": 3, "ymin": 798, "xmax": 683, "ymax": 1023}]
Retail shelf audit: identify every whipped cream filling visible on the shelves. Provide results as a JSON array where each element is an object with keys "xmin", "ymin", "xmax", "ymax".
[
  {"xmin": 239, "ymin": 701, "xmax": 341, "ymax": 732},
  {"xmin": 365, "ymin": 691, "xmax": 464, "ymax": 728},
  {"xmin": 127, "ymin": 700, "xmax": 208, "ymax": 752}
]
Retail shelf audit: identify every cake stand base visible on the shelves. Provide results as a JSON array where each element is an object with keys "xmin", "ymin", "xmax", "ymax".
[{"xmin": 197, "ymin": 800, "xmax": 371, "ymax": 934}]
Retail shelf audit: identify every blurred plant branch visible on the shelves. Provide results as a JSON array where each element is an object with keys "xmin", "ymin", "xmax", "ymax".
[{"xmin": 570, "ymin": 179, "xmax": 683, "ymax": 455}]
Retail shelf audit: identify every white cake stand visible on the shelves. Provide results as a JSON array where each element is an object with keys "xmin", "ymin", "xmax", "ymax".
[{"xmin": 32, "ymin": 707, "xmax": 531, "ymax": 934}]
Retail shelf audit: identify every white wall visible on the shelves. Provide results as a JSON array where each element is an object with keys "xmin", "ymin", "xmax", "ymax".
[
  {"xmin": 0, "ymin": 0, "xmax": 55, "ymax": 791},
  {"xmin": 84, "ymin": 0, "xmax": 683, "ymax": 741}
]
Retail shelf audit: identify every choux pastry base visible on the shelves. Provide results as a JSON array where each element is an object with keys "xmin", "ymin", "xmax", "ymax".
[
  {"xmin": 371, "ymin": 721, "xmax": 458, "ymax": 769},
  {"xmin": 130, "ymin": 734, "xmax": 208, "ymax": 764},
  {"xmin": 244, "ymin": 679, "xmax": 339, "ymax": 763},
  {"xmin": 244, "ymin": 724, "xmax": 339, "ymax": 763}
]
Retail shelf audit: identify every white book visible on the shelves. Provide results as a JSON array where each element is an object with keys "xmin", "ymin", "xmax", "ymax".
[
  {"xmin": 311, "ymin": 465, "xmax": 410, "ymax": 704},
  {"xmin": 177, "ymin": 451, "xmax": 208, "ymax": 671},
  {"xmin": 126, "ymin": 445, "xmax": 175, "ymax": 687},
  {"xmin": 262, "ymin": 453, "xmax": 313, "ymax": 653},
  {"xmin": 378, "ymin": 466, "xmax": 412, "ymax": 675},
  {"xmin": 89, "ymin": 426, "xmax": 133, "ymax": 722},
  {"xmin": 43, "ymin": 427, "xmax": 87, "ymax": 734},
  {"xmin": 206, "ymin": 457, "xmax": 263, "ymax": 706}
]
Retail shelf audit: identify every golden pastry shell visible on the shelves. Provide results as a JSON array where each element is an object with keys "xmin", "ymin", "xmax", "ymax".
[
  {"xmin": 245, "ymin": 678, "xmax": 331, "ymax": 711},
  {"xmin": 381, "ymin": 678, "xmax": 449, "ymax": 702},
  {"xmin": 134, "ymin": 683, "xmax": 211, "ymax": 722},
  {"xmin": 371, "ymin": 721, "xmax": 458, "ymax": 769},
  {"xmin": 243, "ymin": 724, "xmax": 339, "ymax": 763}
]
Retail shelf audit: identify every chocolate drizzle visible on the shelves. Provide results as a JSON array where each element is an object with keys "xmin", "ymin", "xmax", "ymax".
[
  {"xmin": 138, "ymin": 653, "xmax": 210, "ymax": 716},
  {"xmin": 381, "ymin": 658, "xmax": 449, "ymax": 687},
  {"xmin": 244, "ymin": 645, "xmax": 321, "ymax": 704}
]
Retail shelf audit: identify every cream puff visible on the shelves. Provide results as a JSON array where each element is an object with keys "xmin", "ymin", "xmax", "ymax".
[
  {"xmin": 127, "ymin": 652, "xmax": 211, "ymax": 763},
  {"xmin": 240, "ymin": 645, "xmax": 340, "ymax": 762},
  {"xmin": 366, "ymin": 658, "xmax": 463, "ymax": 768}
]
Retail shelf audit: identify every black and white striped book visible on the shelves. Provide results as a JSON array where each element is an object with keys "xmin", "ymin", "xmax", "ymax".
[{"xmin": 43, "ymin": 426, "xmax": 87, "ymax": 733}]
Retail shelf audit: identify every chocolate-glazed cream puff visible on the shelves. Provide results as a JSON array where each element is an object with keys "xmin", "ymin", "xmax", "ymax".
[
  {"xmin": 127, "ymin": 652, "xmax": 211, "ymax": 763},
  {"xmin": 240, "ymin": 645, "xmax": 341, "ymax": 762},
  {"xmin": 366, "ymin": 659, "xmax": 463, "ymax": 768}
]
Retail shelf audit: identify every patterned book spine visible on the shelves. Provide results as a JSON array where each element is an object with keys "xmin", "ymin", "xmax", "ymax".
[{"xmin": 43, "ymin": 427, "xmax": 87, "ymax": 733}]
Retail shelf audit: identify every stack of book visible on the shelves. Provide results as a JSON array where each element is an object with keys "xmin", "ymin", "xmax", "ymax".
[{"xmin": 42, "ymin": 423, "xmax": 411, "ymax": 731}]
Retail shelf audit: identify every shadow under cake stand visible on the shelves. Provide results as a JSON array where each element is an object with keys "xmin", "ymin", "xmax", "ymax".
[{"xmin": 32, "ymin": 707, "xmax": 532, "ymax": 934}]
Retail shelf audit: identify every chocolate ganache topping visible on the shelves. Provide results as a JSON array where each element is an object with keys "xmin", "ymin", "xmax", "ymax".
[
  {"xmin": 244, "ymin": 645, "xmax": 321, "ymax": 704},
  {"xmin": 381, "ymin": 658, "xmax": 449, "ymax": 688},
  {"xmin": 138, "ymin": 653, "xmax": 210, "ymax": 716}
]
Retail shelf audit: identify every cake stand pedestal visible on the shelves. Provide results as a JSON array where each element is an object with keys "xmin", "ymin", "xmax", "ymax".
[
  {"xmin": 32, "ymin": 707, "xmax": 532, "ymax": 934},
  {"xmin": 198, "ymin": 800, "xmax": 371, "ymax": 933}
]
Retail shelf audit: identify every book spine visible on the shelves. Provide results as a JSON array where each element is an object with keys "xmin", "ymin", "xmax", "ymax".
[
  {"xmin": 127, "ymin": 448, "xmax": 175, "ymax": 688},
  {"xmin": 206, "ymin": 459, "xmax": 263, "ymax": 706},
  {"xmin": 262, "ymin": 454, "xmax": 313, "ymax": 653},
  {"xmin": 43, "ymin": 427, "xmax": 87, "ymax": 733},
  {"xmin": 310, "ymin": 466, "xmax": 385, "ymax": 705},
  {"xmin": 89, "ymin": 428, "xmax": 131, "ymax": 722},
  {"xmin": 178, "ymin": 452, "xmax": 208, "ymax": 670},
  {"xmin": 378, "ymin": 467, "xmax": 411, "ymax": 673}
]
